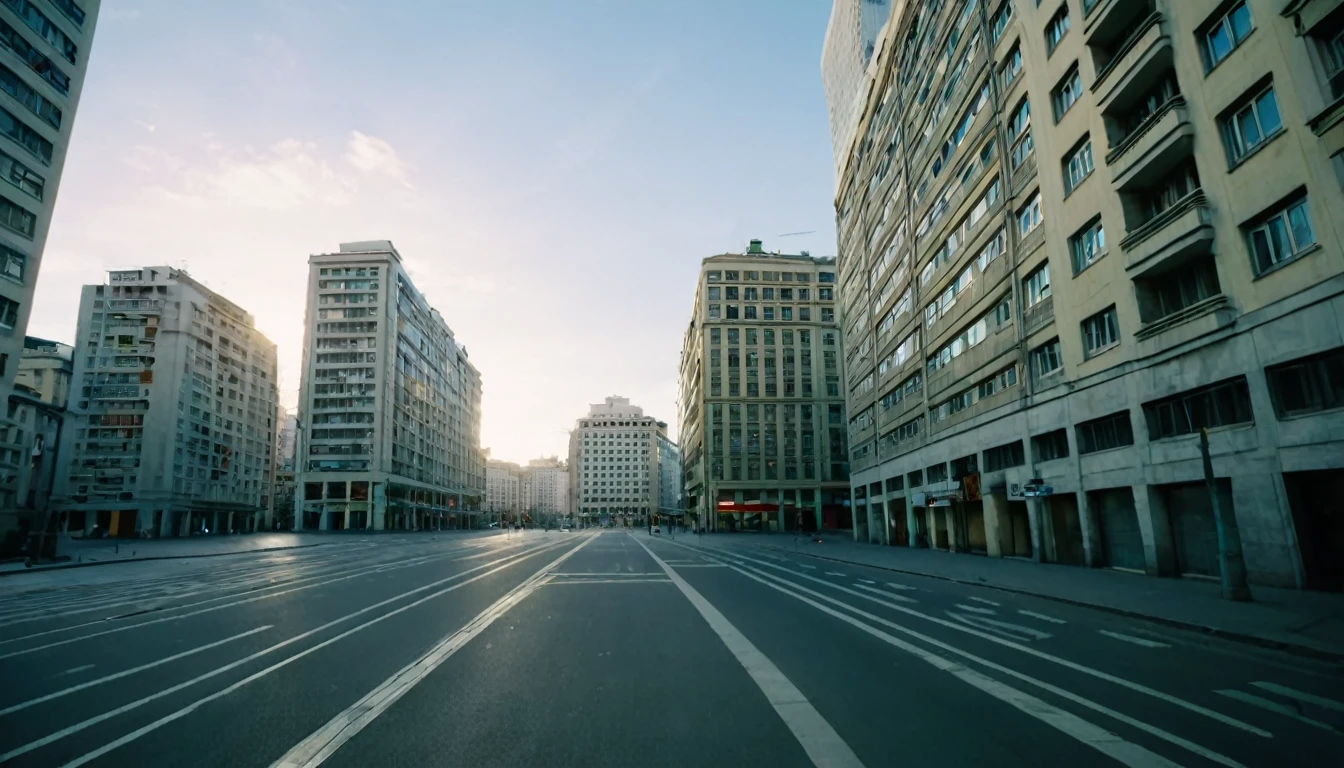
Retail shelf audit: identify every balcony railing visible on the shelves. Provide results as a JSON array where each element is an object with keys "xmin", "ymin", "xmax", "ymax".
[
  {"xmin": 1106, "ymin": 95, "xmax": 1185, "ymax": 166},
  {"xmin": 1108, "ymin": 98, "xmax": 1193, "ymax": 192},
  {"xmin": 1023, "ymin": 295, "xmax": 1055, "ymax": 336},
  {"xmin": 926, "ymin": 324, "xmax": 1018, "ymax": 398},
  {"xmin": 1121, "ymin": 190, "xmax": 1214, "ymax": 274},
  {"xmin": 1133, "ymin": 294, "xmax": 1231, "ymax": 342},
  {"xmin": 1091, "ymin": 15, "xmax": 1171, "ymax": 112},
  {"xmin": 1092, "ymin": 12, "xmax": 1162, "ymax": 93}
]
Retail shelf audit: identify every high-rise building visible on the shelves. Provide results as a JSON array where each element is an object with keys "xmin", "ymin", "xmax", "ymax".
[
  {"xmin": 656, "ymin": 433, "xmax": 681, "ymax": 517},
  {"xmin": 567, "ymin": 396, "xmax": 666, "ymax": 526},
  {"xmin": 0, "ymin": 1, "xmax": 103, "ymax": 440},
  {"xmin": 836, "ymin": 0, "xmax": 1344, "ymax": 590},
  {"xmin": 677, "ymin": 240, "xmax": 852, "ymax": 533},
  {"xmin": 293, "ymin": 241, "xmax": 485, "ymax": 531},
  {"xmin": 486, "ymin": 458, "xmax": 522, "ymax": 521},
  {"xmin": 523, "ymin": 456, "xmax": 569, "ymax": 519},
  {"xmin": 821, "ymin": 0, "xmax": 896, "ymax": 182},
  {"xmin": 53, "ymin": 267, "xmax": 279, "ymax": 537},
  {"xmin": 0, "ymin": 336, "xmax": 71, "ymax": 537}
]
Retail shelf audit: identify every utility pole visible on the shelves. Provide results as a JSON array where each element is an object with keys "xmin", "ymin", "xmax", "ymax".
[{"xmin": 1200, "ymin": 428, "xmax": 1251, "ymax": 601}]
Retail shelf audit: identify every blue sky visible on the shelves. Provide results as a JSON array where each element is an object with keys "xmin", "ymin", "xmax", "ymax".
[{"xmin": 32, "ymin": 0, "xmax": 841, "ymax": 463}]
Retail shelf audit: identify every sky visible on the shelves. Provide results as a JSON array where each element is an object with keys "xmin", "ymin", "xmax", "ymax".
[{"xmin": 30, "ymin": 0, "xmax": 841, "ymax": 464}]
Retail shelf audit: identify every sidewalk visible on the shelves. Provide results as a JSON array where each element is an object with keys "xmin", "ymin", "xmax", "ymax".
[
  {"xmin": 705, "ymin": 533, "xmax": 1344, "ymax": 662},
  {"xmin": 0, "ymin": 532, "xmax": 341, "ymax": 575}
]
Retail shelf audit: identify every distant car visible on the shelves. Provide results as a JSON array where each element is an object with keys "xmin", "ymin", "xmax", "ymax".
[
  {"xmin": 560, "ymin": 526, "xmax": 570, "ymax": 532},
  {"xmin": 485, "ymin": 522, "xmax": 498, "ymax": 529},
  {"xmin": 652, "ymin": 526, "xmax": 661, "ymax": 534}
]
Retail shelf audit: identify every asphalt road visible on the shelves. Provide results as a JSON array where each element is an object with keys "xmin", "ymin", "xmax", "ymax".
[{"xmin": 0, "ymin": 529, "xmax": 1340, "ymax": 767}]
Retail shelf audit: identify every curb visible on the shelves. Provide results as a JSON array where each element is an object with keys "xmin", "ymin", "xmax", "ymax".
[
  {"xmin": 0, "ymin": 541, "xmax": 340, "ymax": 577},
  {"xmin": 738, "ymin": 541, "xmax": 1344, "ymax": 665}
]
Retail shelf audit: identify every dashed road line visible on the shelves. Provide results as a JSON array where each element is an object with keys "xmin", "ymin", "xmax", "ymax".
[
  {"xmin": 1018, "ymin": 610, "xmax": 1067, "ymax": 624},
  {"xmin": 885, "ymin": 582, "xmax": 917, "ymax": 591},
  {"xmin": 1099, "ymin": 630, "xmax": 1170, "ymax": 649},
  {"xmin": 824, "ymin": 571, "xmax": 847, "ymax": 577},
  {"xmin": 967, "ymin": 596, "xmax": 1000, "ymax": 607},
  {"xmin": 1216, "ymin": 689, "xmax": 1338, "ymax": 732},
  {"xmin": 955, "ymin": 603, "xmax": 996, "ymax": 616},
  {"xmin": 856, "ymin": 579, "xmax": 875, "ymax": 585},
  {"xmin": 1249, "ymin": 682, "xmax": 1344, "ymax": 712}
]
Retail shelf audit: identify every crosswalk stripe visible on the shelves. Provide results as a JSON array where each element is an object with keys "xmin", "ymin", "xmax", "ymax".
[
  {"xmin": 1216, "ymin": 690, "xmax": 1338, "ymax": 732},
  {"xmin": 1249, "ymin": 682, "xmax": 1344, "ymax": 713},
  {"xmin": 948, "ymin": 612, "xmax": 1053, "ymax": 641},
  {"xmin": 885, "ymin": 582, "xmax": 917, "ymax": 591}
]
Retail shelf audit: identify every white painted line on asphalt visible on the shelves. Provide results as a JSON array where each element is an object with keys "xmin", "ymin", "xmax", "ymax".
[
  {"xmin": 955, "ymin": 604, "xmax": 996, "ymax": 616},
  {"xmin": 1, "ymin": 537, "xmax": 581, "ymax": 765},
  {"xmin": 824, "ymin": 571, "xmax": 847, "ymax": 577},
  {"xmin": 797, "ymin": 564, "xmax": 817, "ymax": 570},
  {"xmin": 269, "ymin": 535, "xmax": 598, "ymax": 768},
  {"xmin": 53, "ymin": 664, "xmax": 95, "ymax": 678},
  {"xmin": 966, "ymin": 596, "xmax": 1000, "ymax": 607},
  {"xmin": 549, "ymin": 572, "xmax": 658, "ymax": 577},
  {"xmin": 734, "ymin": 562, "xmax": 1249, "ymax": 768},
  {"xmin": 947, "ymin": 612, "xmax": 1034, "ymax": 643},
  {"xmin": 1249, "ymin": 682, "xmax": 1344, "ymax": 712},
  {"xmin": 1216, "ymin": 690, "xmax": 1339, "ymax": 732},
  {"xmin": 632, "ymin": 536, "xmax": 863, "ymax": 768},
  {"xmin": 856, "ymin": 579, "xmax": 875, "ymax": 585},
  {"xmin": 1018, "ymin": 610, "xmax": 1067, "ymax": 624},
  {"xmin": 735, "ymin": 566, "xmax": 1184, "ymax": 768},
  {"xmin": 947, "ymin": 612, "xmax": 1053, "ymax": 641},
  {"xmin": 0, "ymin": 625, "xmax": 273, "ymax": 717},
  {"xmin": 658, "ymin": 537, "xmax": 1270, "ymax": 741},
  {"xmin": 885, "ymin": 582, "xmax": 917, "ymax": 591},
  {"xmin": 1099, "ymin": 631, "xmax": 1170, "ymax": 649},
  {"xmin": 542, "ymin": 578, "xmax": 672, "ymax": 585},
  {"xmin": 667, "ymin": 563, "xmax": 729, "ymax": 568},
  {"xmin": 852, "ymin": 584, "xmax": 917, "ymax": 604}
]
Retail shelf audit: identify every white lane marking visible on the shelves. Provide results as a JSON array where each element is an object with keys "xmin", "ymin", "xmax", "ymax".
[
  {"xmin": 735, "ymin": 566, "xmax": 1183, "ymax": 768},
  {"xmin": 947, "ymin": 612, "xmax": 1053, "ymax": 641},
  {"xmin": 1100, "ymin": 631, "xmax": 1170, "ymax": 649},
  {"xmin": 541, "ymin": 578, "xmax": 672, "ymax": 585},
  {"xmin": 797, "ymin": 564, "xmax": 817, "ymax": 570},
  {"xmin": 0, "ymin": 539, "xmax": 558, "ymax": 658},
  {"xmin": 1, "ymin": 626, "xmax": 272, "ymax": 717},
  {"xmin": 948, "ymin": 612, "xmax": 1035, "ymax": 643},
  {"xmin": 660, "ymin": 538, "xmax": 1270, "ymax": 739},
  {"xmin": 1249, "ymin": 682, "xmax": 1344, "ymax": 712},
  {"xmin": 550, "ymin": 572, "xmax": 659, "ymax": 577},
  {"xmin": 1, "ymin": 538, "xmax": 580, "ymax": 765},
  {"xmin": 1018, "ymin": 610, "xmax": 1067, "ymax": 624},
  {"xmin": 824, "ymin": 571, "xmax": 847, "ymax": 577},
  {"xmin": 955, "ymin": 604, "xmax": 996, "ymax": 616},
  {"xmin": 269, "ymin": 536, "xmax": 597, "ymax": 768},
  {"xmin": 1216, "ymin": 690, "xmax": 1339, "ymax": 732},
  {"xmin": 856, "ymin": 579, "xmax": 876, "ymax": 585},
  {"xmin": 669, "ymin": 563, "xmax": 729, "ymax": 568},
  {"xmin": 852, "ymin": 583, "xmax": 918, "ymax": 604},
  {"xmin": 53, "ymin": 664, "xmax": 95, "ymax": 678},
  {"xmin": 967, "ymin": 596, "xmax": 1000, "ymax": 607},
  {"xmin": 631, "ymin": 536, "xmax": 863, "ymax": 768},
  {"xmin": 885, "ymin": 582, "xmax": 917, "ymax": 591},
  {"xmin": 735, "ymin": 562, "xmax": 1248, "ymax": 768}
]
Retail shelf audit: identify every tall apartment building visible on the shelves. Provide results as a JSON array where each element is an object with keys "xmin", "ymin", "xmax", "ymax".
[
  {"xmin": 567, "ymin": 396, "xmax": 666, "ymax": 525},
  {"xmin": 677, "ymin": 241, "xmax": 852, "ymax": 533},
  {"xmin": 656, "ymin": 433, "xmax": 681, "ymax": 515},
  {"xmin": 523, "ymin": 456, "xmax": 569, "ymax": 519},
  {"xmin": 293, "ymin": 241, "xmax": 485, "ymax": 532},
  {"xmin": 836, "ymin": 0, "xmax": 1344, "ymax": 590},
  {"xmin": 0, "ymin": 335, "xmax": 70, "ymax": 537},
  {"xmin": 486, "ymin": 458, "xmax": 521, "ymax": 520},
  {"xmin": 822, "ymin": 0, "xmax": 898, "ymax": 181},
  {"xmin": 0, "ymin": 1, "xmax": 102, "ymax": 416},
  {"xmin": 53, "ymin": 267, "xmax": 279, "ymax": 537}
]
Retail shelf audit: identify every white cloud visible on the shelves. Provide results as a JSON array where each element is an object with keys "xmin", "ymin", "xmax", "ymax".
[{"xmin": 345, "ymin": 131, "xmax": 413, "ymax": 188}]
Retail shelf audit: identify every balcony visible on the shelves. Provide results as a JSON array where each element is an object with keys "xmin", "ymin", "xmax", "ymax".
[
  {"xmin": 1121, "ymin": 191, "xmax": 1214, "ymax": 275},
  {"xmin": 1023, "ymin": 295, "xmax": 1055, "ymax": 337},
  {"xmin": 1107, "ymin": 98, "xmax": 1192, "ymax": 191},
  {"xmin": 1017, "ymin": 224, "xmax": 1045, "ymax": 258},
  {"xmin": 928, "ymin": 251, "xmax": 1013, "ymax": 346},
  {"xmin": 1009, "ymin": 152, "xmax": 1037, "ymax": 199},
  {"xmin": 926, "ymin": 324, "xmax": 1018, "ymax": 398},
  {"xmin": 1091, "ymin": 14, "xmax": 1171, "ymax": 113},
  {"xmin": 1083, "ymin": 0, "xmax": 1135, "ymax": 43},
  {"xmin": 1133, "ymin": 295, "xmax": 1237, "ymax": 359}
]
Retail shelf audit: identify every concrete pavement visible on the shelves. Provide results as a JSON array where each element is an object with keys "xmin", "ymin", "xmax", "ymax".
[{"xmin": 0, "ymin": 529, "xmax": 1340, "ymax": 766}]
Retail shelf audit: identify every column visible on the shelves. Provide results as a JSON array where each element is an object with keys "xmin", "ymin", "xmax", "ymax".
[
  {"xmin": 1134, "ymin": 484, "xmax": 1177, "ymax": 577},
  {"xmin": 1077, "ymin": 490, "xmax": 1102, "ymax": 568},
  {"xmin": 983, "ymin": 493, "xmax": 1008, "ymax": 557},
  {"xmin": 371, "ymin": 482, "xmax": 386, "ymax": 531},
  {"xmin": 906, "ymin": 501, "xmax": 919, "ymax": 548}
]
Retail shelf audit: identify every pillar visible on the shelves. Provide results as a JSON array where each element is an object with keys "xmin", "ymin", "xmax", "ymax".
[
  {"xmin": 812, "ymin": 490, "xmax": 823, "ymax": 532},
  {"xmin": 926, "ymin": 506, "xmax": 939, "ymax": 549},
  {"xmin": 907, "ymin": 502, "xmax": 920, "ymax": 548},
  {"xmin": 945, "ymin": 506, "xmax": 963, "ymax": 553},
  {"xmin": 983, "ymin": 493, "xmax": 1009, "ymax": 557},
  {"xmin": 1134, "ymin": 484, "xmax": 1178, "ymax": 577},
  {"xmin": 1077, "ymin": 490, "xmax": 1103, "ymax": 568}
]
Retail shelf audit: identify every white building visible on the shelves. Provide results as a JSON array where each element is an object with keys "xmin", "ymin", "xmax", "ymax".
[
  {"xmin": 0, "ymin": 1, "xmax": 103, "ymax": 497},
  {"xmin": 293, "ymin": 241, "xmax": 485, "ymax": 531},
  {"xmin": 567, "ymin": 396, "xmax": 667, "ymax": 525},
  {"xmin": 524, "ymin": 457, "xmax": 569, "ymax": 519},
  {"xmin": 820, "ymin": 0, "xmax": 895, "ymax": 183},
  {"xmin": 657, "ymin": 434, "xmax": 681, "ymax": 517},
  {"xmin": 54, "ymin": 267, "xmax": 280, "ymax": 537},
  {"xmin": 486, "ymin": 458, "xmax": 521, "ymax": 520}
]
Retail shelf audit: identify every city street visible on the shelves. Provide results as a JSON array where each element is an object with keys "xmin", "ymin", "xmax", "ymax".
[{"xmin": 0, "ymin": 530, "xmax": 1341, "ymax": 767}]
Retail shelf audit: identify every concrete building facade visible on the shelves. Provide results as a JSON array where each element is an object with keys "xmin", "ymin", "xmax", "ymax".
[
  {"xmin": 293, "ymin": 241, "xmax": 485, "ymax": 531},
  {"xmin": 486, "ymin": 458, "xmax": 521, "ymax": 521},
  {"xmin": 657, "ymin": 433, "xmax": 681, "ymax": 517},
  {"xmin": 677, "ymin": 241, "xmax": 853, "ymax": 533},
  {"xmin": 0, "ymin": 1, "xmax": 102, "ymax": 431},
  {"xmin": 0, "ymin": 335, "xmax": 70, "ymax": 538},
  {"xmin": 822, "ymin": 0, "xmax": 898, "ymax": 182},
  {"xmin": 836, "ymin": 0, "xmax": 1344, "ymax": 590},
  {"xmin": 524, "ymin": 456, "xmax": 569, "ymax": 520},
  {"xmin": 53, "ymin": 267, "xmax": 280, "ymax": 537},
  {"xmin": 567, "ymin": 396, "xmax": 665, "ymax": 526}
]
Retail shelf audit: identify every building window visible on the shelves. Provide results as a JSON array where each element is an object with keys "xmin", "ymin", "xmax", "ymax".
[
  {"xmin": 0, "ymin": 295, "xmax": 17, "ymax": 328},
  {"xmin": 1017, "ymin": 192, "xmax": 1042, "ymax": 238},
  {"xmin": 1052, "ymin": 66, "xmax": 1082, "ymax": 122},
  {"xmin": 1008, "ymin": 98, "xmax": 1033, "ymax": 171},
  {"xmin": 0, "ymin": 193, "xmax": 34, "ymax": 238},
  {"xmin": 0, "ymin": 148, "xmax": 43, "ymax": 200},
  {"xmin": 1075, "ymin": 411, "xmax": 1134, "ymax": 454},
  {"xmin": 1031, "ymin": 338, "xmax": 1062, "ymax": 380},
  {"xmin": 1024, "ymin": 262, "xmax": 1051, "ymax": 308},
  {"xmin": 707, "ymin": 271, "xmax": 721, "ymax": 282},
  {"xmin": 1032, "ymin": 429, "xmax": 1069, "ymax": 462},
  {"xmin": 1044, "ymin": 4, "xmax": 1071, "ymax": 55},
  {"xmin": 1143, "ymin": 160, "xmax": 1201, "ymax": 221},
  {"xmin": 1201, "ymin": 1, "xmax": 1253, "ymax": 72},
  {"xmin": 1069, "ymin": 217, "xmax": 1105, "ymax": 274},
  {"xmin": 1266, "ymin": 347, "xmax": 1344, "ymax": 418},
  {"xmin": 990, "ymin": 1, "xmax": 1013, "ymax": 44},
  {"xmin": 1220, "ymin": 84, "xmax": 1282, "ymax": 166},
  {"xmin": 1081, "ymin": 306, "xmax": 1119, "ymax": 358},
  {"xmin": 1144, "ymin": 377, "xmax": 1253, "ymax": 440},
  {"xmin": 1317, "ymin": 13, "xmax": 1344, "ymax": 99},
  {"xmin": 0, "ymin": 243, "xmax": 24, "ymax": 283},
  {"xmin": 1136, "ymin": 257, "xmax": 1221, "ymax": 324},
  {"xmin": 983, "ymin": 440, "xmax": 1025, "ymax": 472},
  {"xmin": 0, "ymin": 105, "xmax": 53, "ymax": 165},
  {"xmin": 1246, "ymin": 193, "xmax": 1316, "ymax": 276},
  {"xmin": 1001, "ymin": 44, "xmax": 1023, "ymax": 90},
  {"xmin": 707, "ymin": 287, "xmax": 720, "ymax": 300},
  {"xmin": 0, "ymin": 62, "xmax": 62, "ymax": 129},
  {"xmin": 1063, "ymin": 137, "xmax": 1093, "ymax": 194}
]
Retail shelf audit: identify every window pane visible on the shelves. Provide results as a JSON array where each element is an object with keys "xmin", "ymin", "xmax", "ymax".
[
  {"xmin": 1250, "ymin": 229, "xmax": 1272, "ymax": 271},
  {"xmin": 1208, "ymin": 25, "xmax": 1231, "ymax": 63},
  {"xmin": 1287, "ymin": 202, "xmax": 1315, "ymax": 251},
  {"xmin": 1238, "ymin": 107, "xmax": 1261, "ymax": 150},
  {"xmin": 1229, "ymin": 3, "xmax": 1252, "ymax": 41},
  {"xmin": 1267, "ymin": 217, "xmax": 1291, "ymax": 262},
  {"xmin": 1256, "ymin": 90, "xmax": 1281, "ymax": 135}
]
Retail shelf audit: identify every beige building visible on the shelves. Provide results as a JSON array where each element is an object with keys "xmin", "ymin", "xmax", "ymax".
[
  {"xmin": 486, "ymin": 458, "xmax": 522, "ymax": 521},
  {"xmin": 0, "ymin": 336, "xmax": 71, "ymax": 539},
  {"xmin": 677, "ymin": 241, "xmax": 852, "ymax": 533},
  {"xmin": 835, "ymin": 0, "xmax": 1344, "ymax": 590},
  {"xmin": 567, "ymin": 396, "xmax": 666, "ymax": 526},
  {"xmin": 523, "ymin": 456, "xmax": 570, "ymax": 519}
]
